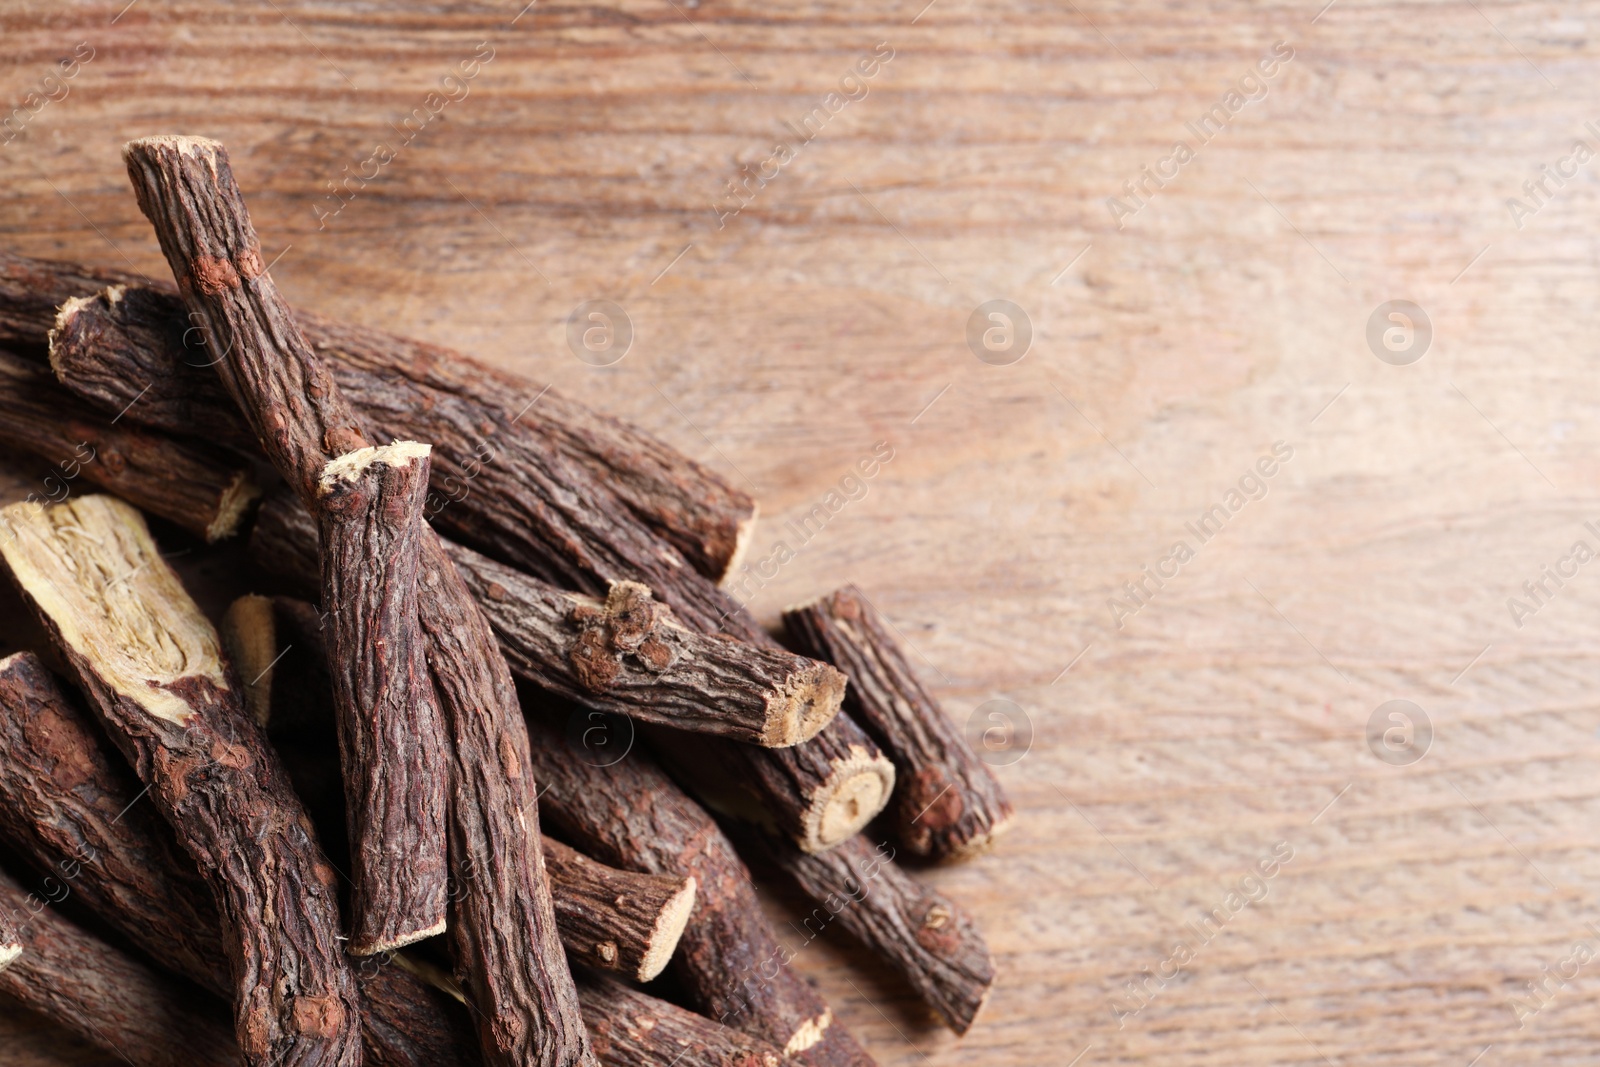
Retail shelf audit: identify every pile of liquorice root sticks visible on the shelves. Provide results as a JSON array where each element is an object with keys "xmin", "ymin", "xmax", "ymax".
[{"xmin": 0, "ymin": 136, "xmax": 1014, "ymax": 1067}]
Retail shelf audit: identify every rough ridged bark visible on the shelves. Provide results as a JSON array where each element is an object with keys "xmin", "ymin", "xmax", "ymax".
[
  {"xmin": 784, "ymin": 586, "xmax": 1015, "ymax": 861},
  {"xmin": 0, "ymin": 495, "xmax": 363, "ymax": 1067},
  {"xmin": 225, "ymin": 592, "xmax": 696, "ymax": 987},
  {"xmin": 747, "ymin": 833, "xmax": 995, "ymax": 1034},
  {"xmin": 44, "ymin": 277, "xmax": 754, "ymax": 613},
  {"xmin": 38, "ymin": 265, "xmax": 754, "ymax": 581},
  {"xmin": 0, "ymin": 249, "xmax": 139, "ymax": 358},
  {"xmin": 123, "ymin": 134, "xmax": 592, "ymax": 1067},
  {"xmin": 0, "ymin": 867, "xmax": 241, "ymax": 1067},
  {"xmin": 317, "ymin": 443, "xmax": 449, "ymax": 954},
  {"xmin": 448, "ymin": 541, "xmax": 843, "ymax": 747},
  {"xmin": 251, "ymin": 490, "xmax": 896, "ymax": 851},
  {"xmin": 520, "ymin": 704, "xmax": 877, "ymax": 1067},
  {"xmin": 577, "ymin": 972, "xmax": 785, "ymax": 1067},
  {"xmin": 0, "ymin": 650, "xmax": 227, "ymax": 990},
  {"xmin": 0, "ymin": 347, "xmax": 258, "ymax": 541},
  {"xmin": 0, "ymin": 650, "xmax": 479, "ymax": 1067},
  {"xmin": 543, "ymin": 837, "xmax": 696, "ymax": 983},
  {"xmin": 33, "ymin": 243, "xmax": 893, "ymax": 852}
]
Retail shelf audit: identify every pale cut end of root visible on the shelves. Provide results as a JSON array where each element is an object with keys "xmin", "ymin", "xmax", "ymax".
[
  {"xmin": 350, "ymin": 916, "xmax": 448, "ymax": 958},
  {"xmin": 636, "ymin": 875, "xmax": 697, "ymax": 982},
  {"xmin": 0, "ymin": 943, "xmax": 20, "ymax": 974},
  {"xmin": 206, "ymin": 469, "xmax": 263, "ymax": 543},
  {"xmin": 123, "ymin": 135, "xmax": 224, "ymax": 163},
  {"xmin": 46, "ymin": 292, "xmax": 100, "ymax": 362},
  {"xmin": 803, "ymin": 746, "xmax": 896, "ymax": 853},
  {"xmin": 762, "ymin": 663, "xmax": 846, "ymax": 747},
  {"xmin": 221, "ymin": 594, "xmax": 276, "ymax": 727},
  {"xmin": 939, "ymin": 807, "xmax": 1019, "ymax": 865},
  {"xmin": 318, "ymin": 440, "xmax": 431, "ymax": 493},
  {"xmin": 784, "ymin": 1008, "xmax": 831, "ymax": 1055},
  {"xmin": 717, "ymin": 504, "xmax": 759, "ymax": 588}
]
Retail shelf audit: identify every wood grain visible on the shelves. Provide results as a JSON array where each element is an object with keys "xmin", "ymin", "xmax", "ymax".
[{"xmin": 4, "ymin": 1, "xmax": 1600, "ymax": 1064}]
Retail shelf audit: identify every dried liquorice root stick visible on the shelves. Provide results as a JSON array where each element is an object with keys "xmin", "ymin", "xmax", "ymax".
[
  {"xmin": 745, "ymin": 833, "xmax": 995, "ymax": 1035},
  {"xmin": 0, "ymin": 868, "xmax": 242, "ymax": 1067},
  {"xmin": 227, "ymin": 591, "xmax": 697, "ymax": 986},
  {"xmin": 0, "ymin": 495, "xmax": 363, "ymax": 1067},
  {"xmin": 0, "ymin": 248, "xmax": 140, "ymax": 356},
  {"xmin": 39, "ymin": 265, "xmax": 755, "ymax": 582},
  {"xmin": 0, "ymin": 347, "xmax": 259, "ymax": 542},
  {"xmin": 520, "ymin": 705, "xmax": 876, "ymax": 1067},
  {"xmin": 0, "ymin": 650, "xmax": 230, "ymax": 991},
  {"xmin": 318, "ymin": 442, "xmax": 449, "ymax": 954},
  {"xmin": 53, "ymin": 285, "xmax": 259, "ymax": 453},
  {"xmin": 784, "ymin": 586, "xmax": 1015, "ymax": 861},
  {"xmin": 543, "ymin": 836, "xmax": 695, "ymax": 983},
  {"xmin": 449, "ymin": 540, "xmax": 844, "ymax": 746},
  {"xmin": 251, "ymin": 490, "xmax": 896, "ymax": 851},
  {"xmin": 649, "ymin": 724, "xmax": 895, "ymax": 856},
  {"xmin": 577, "ymin": 972, "xmax": 784, "ymax": 1067},
  {"xmin": 121, "ymin": 135, "xmax": 592, "ymax": 1067},
  {"xmin": 48, "ymin": 274, "xmax": 754, "ymax": 637},
  {"xmin": 0, "ymin": 650, "xmax": 480, "ymax": 1067}
]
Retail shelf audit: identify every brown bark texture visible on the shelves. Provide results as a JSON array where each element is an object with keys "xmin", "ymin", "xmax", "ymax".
[
  {"xmin": 520, "ymin": 703, "xmax": 876, "ymax": 1067},
  {"xmin": 0, "ymin": 649, "xmax": 230, "ymax": 991},
  {"xmin": 0, "ymin": 867, "xmax": 242, "ymax": 1067},
  {"xmin": 576, "ymin": 971, "xmax": 785, "ymax": 1067},
  {"xmin": 230, "ymin": 591, "xmax": 697, "ymax": 989},
  {"xmin": 0, "ymin": 346, "xmax": 259, "ymax": 542},
  {"xmin": 0, "ymin": 649, "xmax": 480, "ymax": 1067},
  {"xmin": 38, "ymin": 263, "xmax": 753, "ymax": 582},
  {"xmin": 751, "ymin": 833, "xmax": 995, "ymax": 1035},
  {"xmin": 542, "ymin": 836, "xmax": 696, "ymax": 983},
  {"xmin": 0, "ymin": 493, "xmax": 363, "ymax": 1067},
  {"xmin": 250, "ymin": 490, "xmax": 895, "ymax": 852},
  {"xmin": 783, "ymin": 586, "xmax": 1015, "ymax": 861},
  {"xmin": 43, "ymin": 271, "xmax": 767, "ymax": 643},
  {"xmin": 122, "ymin": 134, "xmax": 593, "ymax": 1067},
  {"xmin": 448, "ymin": 540, "xmax": 844, "ymax": 747},
  {"xmin": 38, "ymin": 242, "xmax": 893, "ymax": 851},
  {"xmin": 317, "ymin": 442, "xmax": 449, "ymax": 955},
  {"xmin": 0, "ymin": 249, "xmax": 139, "ymax": 358}
]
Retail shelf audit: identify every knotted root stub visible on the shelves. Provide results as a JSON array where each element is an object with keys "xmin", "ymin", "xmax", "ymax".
[{"xmin": 569, "ymin": 581, "xmax": 681, "ymax": 691}]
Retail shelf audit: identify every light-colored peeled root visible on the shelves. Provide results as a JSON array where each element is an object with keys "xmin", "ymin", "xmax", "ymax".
[
  {"xmin": 0, "ymin": 943, "xmax": 20, "ymax": 974},
  {"xmin": 221, "ymin": 594, "xmax": 277, "ymax": 726},
  {"xmin": 717, "ymin": 504, "xmax": 759, "ymax": 587},
  {"xmin": 636, "ymin": 875, "xmax": 697, "ymax": 982},
  {"xmin": 205, "ymin": 469, "xmax": 263, "ymax": 543},
  {"xmin": 0, "ymin": 496, "xmax": 229, "ymax": 727},
  {"xmin": 802, "ymin": 746, "xmax": 897, "ymax": 853},
  {"xmin": 318, "ymin": 440, "xmax": 431, "ymax": 493},
  {"xmin": 783, "ymin": 1008, "xmax": 831, "ymax": 1055},
  {"xmin": 761, "ymin": 663, "xmax": 846, "ymax": 747}
]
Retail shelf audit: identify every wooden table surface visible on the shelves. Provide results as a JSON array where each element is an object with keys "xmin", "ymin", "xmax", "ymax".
[{"xmin": 4, "ymin": 1, "xmax": 1600, "ymax": 1064}]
